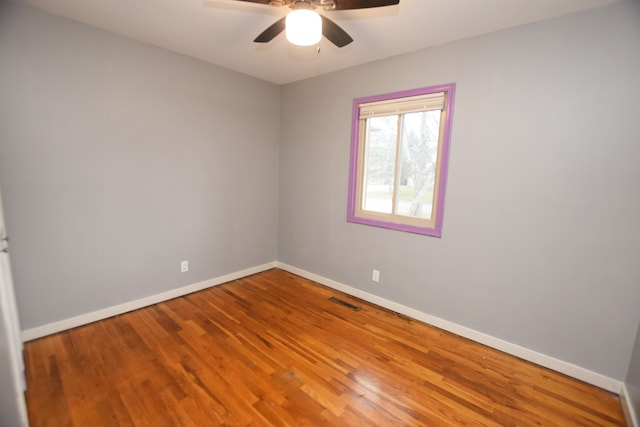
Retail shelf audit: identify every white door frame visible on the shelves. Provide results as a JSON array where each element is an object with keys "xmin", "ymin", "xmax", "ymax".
[{"xmin": 0, "ymin": 187, "xmax": 29, "ymax": 426}]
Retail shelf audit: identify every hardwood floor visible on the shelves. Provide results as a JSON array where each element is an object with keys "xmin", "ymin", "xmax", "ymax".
[{"xmin": 24, "ymin": 269, "xmax": 626, "ymax": 426}]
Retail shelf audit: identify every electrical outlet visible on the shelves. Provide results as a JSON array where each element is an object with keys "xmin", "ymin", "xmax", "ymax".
[
  {"xmin": 180, "ymin": 260, "xmax": 189, "ymax": 273},
  {"xmin": 372, "ymin": 269, "xmax": 380, "ymax": 282}
]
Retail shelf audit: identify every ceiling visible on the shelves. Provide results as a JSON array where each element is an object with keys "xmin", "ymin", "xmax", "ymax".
[{"xmin": 22, "ymin": 0, "xmax": 621, "ymax": 85}]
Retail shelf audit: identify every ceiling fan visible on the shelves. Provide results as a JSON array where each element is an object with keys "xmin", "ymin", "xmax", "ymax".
[{"xmin": 233, "ymin": 0, "xmax": 400, "ymax": 48}]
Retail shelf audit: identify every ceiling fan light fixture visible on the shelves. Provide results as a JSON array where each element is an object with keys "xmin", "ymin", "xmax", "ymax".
[{"xmin": 285, "ymin": 9, "xmax": 322, "ymax": 46}]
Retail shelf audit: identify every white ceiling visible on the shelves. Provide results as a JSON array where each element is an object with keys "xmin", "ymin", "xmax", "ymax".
[{"xmin": 22, "ymin": 0, "xmax": 621, "ymax": 85}]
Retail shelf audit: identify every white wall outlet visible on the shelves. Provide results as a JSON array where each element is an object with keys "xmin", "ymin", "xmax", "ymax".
[
  {"xmin": 180, "ymin": 260, "xmax": 189, "ymax": 273},
  {"xmin": 372, "ymin": 269, "xmax": 380, "ymax": 282}
]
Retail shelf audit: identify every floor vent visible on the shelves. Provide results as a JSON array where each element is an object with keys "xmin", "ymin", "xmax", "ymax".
[{"xmin": 329, "ymin": 296, "xmax": 361, "ymax": 311}]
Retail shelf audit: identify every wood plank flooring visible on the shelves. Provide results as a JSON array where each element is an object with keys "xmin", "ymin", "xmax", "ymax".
[{"xmin": 24, "ymin": 268, "xmax": 626, "ymax": 426}]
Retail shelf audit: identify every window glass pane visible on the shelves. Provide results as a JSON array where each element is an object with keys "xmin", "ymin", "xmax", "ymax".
[
  {"xmin": 363, "ymin": 116, "xmax": 398, "ymax": 214},
  {"xmin": 395, "ymin": 110, "xmax": 441, "ymax": 219}
]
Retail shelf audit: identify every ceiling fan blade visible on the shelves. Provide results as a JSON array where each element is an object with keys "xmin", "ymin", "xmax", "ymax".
[
  {"xmin": 321, "ymin": 15, "xmax": 353, "ymax": 48},
  {"xmin": 332, "ymin": 0, "xmax": 399, "ymax": 10},
  {"xmin": 254, "ymin": 17, "xmax": 286, "ymax": 43}
]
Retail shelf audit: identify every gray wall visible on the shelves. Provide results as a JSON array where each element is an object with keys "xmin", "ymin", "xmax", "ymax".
[
  {"xmin": 278, "ymin": 0, "xmax": 640, "ymax": 381},
  {"xmin": 1, "ymin": 0, "xmax": 639, "ymax": 388},
  {"xmin": 0, "ymin": 2, "xmax": 280, "ymax": 330},
  {"xmin": 627, "ymin": 322, "xmax": 640, "ymax": 422}
]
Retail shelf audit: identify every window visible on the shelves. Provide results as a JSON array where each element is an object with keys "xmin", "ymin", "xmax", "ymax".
[{"xmin": 347, "ymin": 83, "xmax": 455, "ymax": 237}]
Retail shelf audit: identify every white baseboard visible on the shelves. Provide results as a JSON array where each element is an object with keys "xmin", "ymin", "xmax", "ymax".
[
  {"xmin": 21, "ymin": 260, "xmax": 624, "ymax": 396},
  {"xmin": 621, "ymin": 384, "xmax": 639, "ymax": 427},
  {"xmin": 275, "ymin": 262, "xmax": 623, "ymax": 394},
  {"xmin": 21, "ymin": 262, "xmax": 277, "ymax": 342}
]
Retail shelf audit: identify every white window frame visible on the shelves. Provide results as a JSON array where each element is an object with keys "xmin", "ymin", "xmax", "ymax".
[{"xmin": 347, "ymin": 83, "xmax": 456, "ymax": 237}]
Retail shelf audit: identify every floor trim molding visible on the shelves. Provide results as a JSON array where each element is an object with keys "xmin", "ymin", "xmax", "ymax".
[
  {"xmin": 20, "ymin": 262, "xmax": 277, "ymax": 342},
  {"xmin": 621, "ymin": 384, "xmax": 639, "ymax": 427},
  {"xmin": 275, "ymin": 262, "xmax": 623, "ymax": 394},
  {"xmin": 21, "ymin": 260, "xmax": 624, "ymax": 396}
]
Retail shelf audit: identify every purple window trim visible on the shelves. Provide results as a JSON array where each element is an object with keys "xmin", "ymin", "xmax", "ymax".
[{"xmin": 347, "ymin": 83, "xmax": 456, "ymax": 237}]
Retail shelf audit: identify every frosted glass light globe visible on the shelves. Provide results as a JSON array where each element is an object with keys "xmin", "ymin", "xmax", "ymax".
[{"xmin": 286, "ymin": 9, "xmax": 322, "ymax": 46}]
